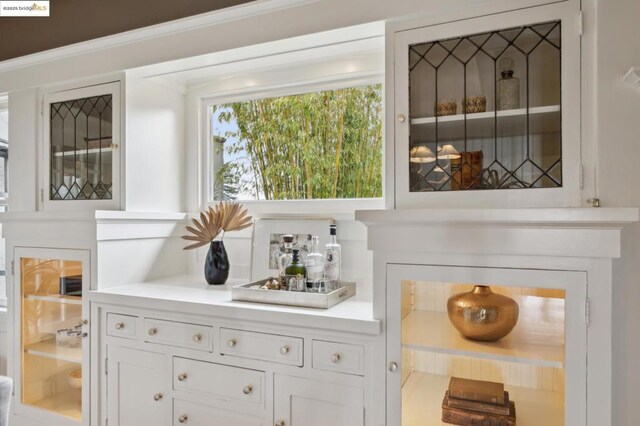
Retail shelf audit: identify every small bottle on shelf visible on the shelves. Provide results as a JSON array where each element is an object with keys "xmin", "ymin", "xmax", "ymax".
[
  {"xmin": 305, "ymin": 236, "xmax": 324, "ymax": 291},
  {"xmin": 323, "ymin": 224, "xmax": 341, "ymax": 291},
  {"xmin": 277, "ymin": 235, "xmax": 295, "ymax": 290},
  {"xmin": 285, "ymin": 249, "xmax": 306, "ymax": 292},
  {"xmin": 497, "ymin": 57, "xmax": 520, "ymax": 111}
]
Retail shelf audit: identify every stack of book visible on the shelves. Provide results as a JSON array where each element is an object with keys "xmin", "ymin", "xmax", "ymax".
[{"xmin": 442, "ymin": 377, "xmax": 517, "ymax": 426}]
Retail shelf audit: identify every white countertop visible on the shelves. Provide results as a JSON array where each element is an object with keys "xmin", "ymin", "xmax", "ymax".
[{"xmin": 90, "ymin": 275, "xmax": 380, "ymax": 336}]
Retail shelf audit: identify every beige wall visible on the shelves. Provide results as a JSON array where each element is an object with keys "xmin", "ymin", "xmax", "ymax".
[{"xmin": 0, "ymin": 0, "xmax": 252, "ymax": 61}]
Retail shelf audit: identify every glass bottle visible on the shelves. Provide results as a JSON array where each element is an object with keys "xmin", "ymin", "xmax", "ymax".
[
  {"xmin": 285, "ymin": 249, "xmax": 306, "ymax": 292},
  {"xmin": 323, "ymin": 224, "xmax": 341, "ymax": 290},
  {"xmin": 277, "ymin": 234, "xmax": 294, "ymax": 290},
  {"xmin": 305, "ymin": 236, "xmax": 324, "ymax": 290},
  {"xmin": 497, "ymin": 57, "xmax": 520, "ymax": 111}
]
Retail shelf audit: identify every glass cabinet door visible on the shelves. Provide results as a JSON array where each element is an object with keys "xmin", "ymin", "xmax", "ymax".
[
  {"xmin": 16, "ymin": 248, "xmax": 90, "ymax": 424},
  {"xmin": 43, "ymin": 82, "xmax": 121, "ymax": 211},
  {"xmin": 387, "ymin": 264, "xmax": 587, "ymax": 426}
]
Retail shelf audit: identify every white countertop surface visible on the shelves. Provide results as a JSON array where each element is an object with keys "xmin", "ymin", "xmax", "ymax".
[{"xmin": 90, "ymin": 275, "xmax": 380, "ymax": 336}]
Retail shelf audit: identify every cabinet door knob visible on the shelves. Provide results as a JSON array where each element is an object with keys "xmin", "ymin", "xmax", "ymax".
[
  {"xmin": 330, "ymin": 353, "xmax": 341, "ymax": 363},
  {"xmin": 114, "ymin": 322, "xmax": 124, "ymax": 330},
  {"xmin": 243, "ymin": 385, "xmax": 253, "ymax": 395},
  {"xmin": 82, "ymin": 332, "xmax": 88, "ymax": 338},
  {"xmin": 148, "ymin": 327, "xmax": 158, "ymax": 336},
  {"xmin": 178, "ymin": 414, "xmax": 188, "ymax": 423},
  {"xmin": 280, "ymin": 345, "xmax": 290, "ymax": 355},
  {"xmin": 192, "ymin": 333, "xmax": 202, "ymax": 343},
  {"xmin": 228, "ymin": 338, "xmax": 237, "ymax": 347},
  {"xmin": 82, "ymin": 319, "xmax": 89, "ymax": 326},
  {"xmin": 275, "ymin": 421, "xmax": 285, "ymax": 426},
  {"xmin": 178, "ymin": 373, "xmax": 188, "ymax": 382},
  {"xmin": 153, "ymin": 392, "xmax": 163, "ymax": 401},
  {"xmin": 110, "ymin": 143, "xmax": 119, "ymax": 150},
  {"xmin": 397, "ymin": 114, "xmax": 406, "ymax": 123},
  {"xmin": 388, "ymin": 361, "xmax": 398, "ymax": 372}
]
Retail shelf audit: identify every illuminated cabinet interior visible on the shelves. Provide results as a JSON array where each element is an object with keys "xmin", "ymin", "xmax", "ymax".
[{"xmin": 16, "ymin": 248, "xmax": 90, "ymax": 425}]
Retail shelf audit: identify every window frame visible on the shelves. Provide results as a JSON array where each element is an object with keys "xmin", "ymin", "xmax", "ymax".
[{"xmin": 198, "ymin": 75, "xmax": 386, "ymax": 215}]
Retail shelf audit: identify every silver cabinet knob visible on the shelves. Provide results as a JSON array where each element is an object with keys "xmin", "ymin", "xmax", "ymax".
[
  {"xmin": 275, "ymin": 421, "xmax": 285, "ymax": 426},
  {"xmin": 82, "ymin": 332, "xmax": 88, "ymax": 338},
  {"xmin": 243, "ymin": 385, "xmax": 253, "ymax": 395},
  {"xmin": 280, "ymin": 345, "xmax": 290, "ymax": 355},
  {"xmin": 115, "ymin": 322, "xmax": 124, "ymax": 330},
  {"xmin": 330, "ymin": 353, "xmax": 341, "ymax": 364},
  {"xmin": 148, "ymin": 327, "xmax": 158, "ymax": 336},
  {"xmin": 193, "ymin": 333, "xmax": 202, "ymax": 343},
  {"xmin": 228, "ymin": 338, "xmax": 237, "ymax": 347},
  {"xmin": 153, "ymin": 392, "xmax": 163, "ymax": 401},
  {"xmin": 178, "ymin": 414, "xmax": 188, "ymax": 423},
  {"xmin": 388, "ymin": 362, "xmax": 398, "ymax": 372},
  {"xmin": 82, "ymin": 319, "xmax": 89, "ymax": 325},
  {"xmin": 178, "ymin": 373, "xmax": 188, "ymax": 382},
  {"xmin": 397, "ymin": 114, "xmax": 406, "ymax": 123}
]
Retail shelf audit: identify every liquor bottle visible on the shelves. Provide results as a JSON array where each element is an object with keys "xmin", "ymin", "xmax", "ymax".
[
  {"xmin": 323, "ymin": 224, "xmax": 341, "ymax": 290},
  {"xmin": 277, "ymin": 235, "xmax": 294, "ymax": 289},
  {"xmin": 305, "ymin": 236, "xmax": 324, "ymax": 290},
  {"xmin": 497, "ymin": 57, "xmax": 520, "ymax": 111},
  {"xmin": 285, "ymin": 249, "xmax": 307, "ymax": 292}
]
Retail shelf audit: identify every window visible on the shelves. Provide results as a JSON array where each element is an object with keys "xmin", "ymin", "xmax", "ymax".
[
  {"xmin": 0, "ymin": 99, "xmax": 7, "ymax": 308},
  {"xmin": 207, "ymin": 84, "xmax": 383, "ymax": 203}
]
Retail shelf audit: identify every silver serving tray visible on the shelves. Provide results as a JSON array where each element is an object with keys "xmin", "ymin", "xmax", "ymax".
[{"xmin": 231, "ymin": 279, "xmax": 356, "ymax": 309}]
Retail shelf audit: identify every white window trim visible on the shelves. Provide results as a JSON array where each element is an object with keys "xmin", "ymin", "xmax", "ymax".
[{"xmin": 197, "ymin": 74, "xmax": 386, "ymax": 216}]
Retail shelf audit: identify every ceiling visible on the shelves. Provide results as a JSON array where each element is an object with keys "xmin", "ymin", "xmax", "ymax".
[{"xmin": 0, "ymin": 0, "xmax": 253, "ymax": 62}]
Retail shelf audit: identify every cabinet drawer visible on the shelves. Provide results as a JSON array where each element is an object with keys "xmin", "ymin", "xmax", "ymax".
[
  {"xmin": 173, "ymin": 357, "xmax": 264, "ymax": 406},
  {"xmin": 312, "ymin": 340, "xmax": 364, "ymax": 376},
  {"xmin": 143, "ymin": 318, "xmax": 212, "ymax": 351},
  {"xmin": 106, "ymin": 313, "xmax": 138, "ymax": 340},
  {"xmin": 220, "ymin": 328, "xmax": 303, "ymax": 366},
  {"xmin": 173, "ymin": 399, "xmax": 266, "ymax": 426}
]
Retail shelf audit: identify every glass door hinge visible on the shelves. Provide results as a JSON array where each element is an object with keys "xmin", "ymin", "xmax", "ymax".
[
  {"xmin": 40, "ymin": 188, "xmax": 44, "ymax": 203},
  {"xmin": 105, "ymin": 358, "xmax": 108, "ymax": 375},
  {"xmin": 578, "ymin": 11, "xmax": 583, "ymax": 36},
  {"xmin": 585, "ymin": 298, "xmax": 591, "ymax": 327},
  {"xmin": 10, "ymin": 260, "xmax": 14, "ymax": 275}
]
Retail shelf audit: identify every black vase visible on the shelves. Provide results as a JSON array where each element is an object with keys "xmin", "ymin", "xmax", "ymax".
[{"xmin": 204, "ymin": 240, "xmax": 229, "ymax": 285}]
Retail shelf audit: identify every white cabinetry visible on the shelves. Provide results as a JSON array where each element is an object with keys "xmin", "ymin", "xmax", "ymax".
[
  {"xmin": 106, "ymin": 346, "xmax": 168, "ymax": 426},
  {"xmin": 390, "ymin": 1, "xmax": 582, "ymax": 208},
  {"xmin": 274, "ymin": 375, "xmax": 364, "ymax": 426}
]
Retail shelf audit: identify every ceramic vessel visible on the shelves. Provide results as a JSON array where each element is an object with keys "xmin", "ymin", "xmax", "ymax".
[
  {"xmin": 447, "ymin": 285, "xmax": 519, "ymax": 341},
  {"xmin": 205, "ymin": 240, "xmax": 229, "ymax": 285}
]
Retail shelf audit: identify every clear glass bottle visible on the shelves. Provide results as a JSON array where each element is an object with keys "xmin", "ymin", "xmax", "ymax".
[
  {"xmin": 277, "ymin": 234, "xmax": 294, "ymax": 290},
  {"xmin": 285, "ymin": 249, "xmax": 307, "ymax": 292},
  {"xmin": 497, "ymin": 57, "xmax": 520, "ymax": 111},
  {"xmin": 323, "ymin": 224, "xmax": 341, "ymax": 290},
  {"xmin": 305, "ymin": 236, "xmax": 324, "ymax": 290}
]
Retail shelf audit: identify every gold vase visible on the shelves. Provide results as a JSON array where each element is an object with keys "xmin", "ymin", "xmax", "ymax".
[{"xmin": 447, "ymin": 285, "xmax": 519, "ymax": 342}]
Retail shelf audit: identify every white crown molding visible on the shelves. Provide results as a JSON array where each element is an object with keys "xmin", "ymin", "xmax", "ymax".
[{"xmin": 0, "ymin": 0, "xmax": 318, "ymax": 73}]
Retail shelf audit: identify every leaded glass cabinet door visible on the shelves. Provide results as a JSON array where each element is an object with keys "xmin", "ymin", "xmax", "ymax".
[
  {"xmin": 386, "ymin": 264, "xmax": 587, "ymax": 426},
  {"xmin": 43, "ymin": 82, "xmax": 121, "ymax": 211},
  {"xmin": 393, "ymin": 2, "xmax": 581, "ymax": 208}
]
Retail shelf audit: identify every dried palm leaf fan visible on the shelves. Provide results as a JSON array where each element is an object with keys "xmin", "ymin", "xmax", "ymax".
[{"xmin": 182, "ymin": 202, "xmax": 253, "ymax": 284}]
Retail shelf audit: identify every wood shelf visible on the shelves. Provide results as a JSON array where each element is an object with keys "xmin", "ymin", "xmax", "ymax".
[
  {"xmin": 410, "ymin": 105, "xmax": 561, "ymax": 141},
  {"xmin": 402, "ymin": 296, "xmax": 565, "ymax": 368},
  {"xmin": 402, "ymin": 372, "xmax": 563, "ymax": 426},
  {"xmin": 25, "ymin": 339, "xmax": 82, "ymax": 363},
  {"xmin": 30, "ymin": 389, "xmax": 82, "ymax": 421},
  {"xmin": 24, "ymin": 293, "xmax": 82, "ymax": 305}
]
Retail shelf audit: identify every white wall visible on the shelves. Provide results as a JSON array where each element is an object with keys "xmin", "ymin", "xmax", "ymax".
[
  {"xmin": 125, "ymin": 76, "xmax": 186, "ymax": 212},
  {"xmin": 7, "ymin": 89, "xmax": 37, "ymax": 212}
]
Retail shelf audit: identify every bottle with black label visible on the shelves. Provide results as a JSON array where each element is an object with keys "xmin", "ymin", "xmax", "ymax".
[
  {"xmin": 323, "ymin": 224, "xmax": 341, "ymax": 290},
  {"xmin": 285, "ymin": 249, "xmax": 306, "ymax": 292}
]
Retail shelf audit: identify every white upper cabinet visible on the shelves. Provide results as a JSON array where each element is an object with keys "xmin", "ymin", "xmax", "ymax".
[
  {"xmin": 42, "ymin": 81, "xmax": 122, "ymax": 211},
  {"xmin": 391, "ymin": 1, "xmax": 581, "ymax": 208}
]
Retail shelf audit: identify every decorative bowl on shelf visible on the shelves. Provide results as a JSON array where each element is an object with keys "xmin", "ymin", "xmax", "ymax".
[
  {"xmin": 434, "ymin": 99, "xmax": 458, "ymax": 117},
  {"xmin": 463, "ymin": 95, "xmax": 487, "ymax": 114},
  {"xmin": 447, "ymin": 285, "xmax": 519, "ymax": 342}
]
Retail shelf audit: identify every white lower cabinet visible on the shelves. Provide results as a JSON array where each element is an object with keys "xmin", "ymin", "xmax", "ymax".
[
  {"xmin": 173, "ymin": 399, "xmax": 266, "ymax": 426},
  {"xmin": 274, "ymin": 375, "xmax": 364, "ymax": 426},
  {"xmin": 107, "ymin": 346, "xmax": 169, "ymax": 426}
]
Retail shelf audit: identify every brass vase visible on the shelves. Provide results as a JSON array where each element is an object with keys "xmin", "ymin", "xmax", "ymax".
[{"xmin": 447, "ymin": 285, "xmax": 519, "ymax": 342}]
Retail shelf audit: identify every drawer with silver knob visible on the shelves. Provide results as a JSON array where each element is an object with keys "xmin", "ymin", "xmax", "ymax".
[
  {"xmin": 173, "ymin": 399, "xmax": 266, "ymax": 426},
  {"xmin": 312, "ymin": 340, "xmax": 364, "ymax": 376},
  {"xmin": 173, "ymin": 357, "xmax": 265, "ymax": 406},
  {"xmin": 143, "ymin": 318, "xmax": 213, "ymax": 352},
  {"xmin": 106, "ymin": 313, "xmax": 138, "ymax": 340},
  {"xmin": 219, "ymin": 328, "xmax": 303, "ymax": 367}
]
